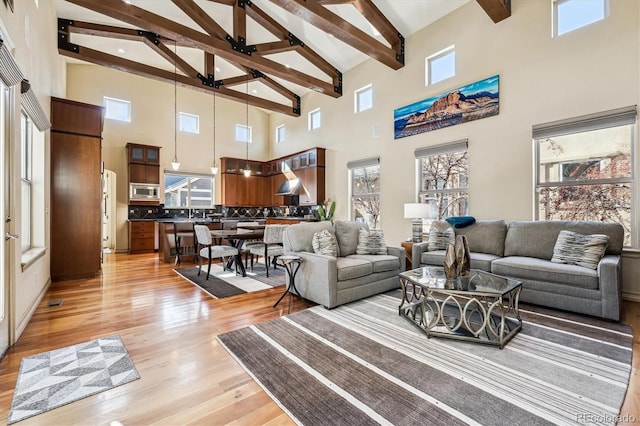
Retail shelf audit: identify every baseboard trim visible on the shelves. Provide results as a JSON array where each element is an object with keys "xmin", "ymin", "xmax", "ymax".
[
  {"xmin": 14, "ymin": 278, "xmax": 51, "ymax": 343},
  {"xmin": 622, "ymin": 291, "xmax": 640, "ymax": 303}
]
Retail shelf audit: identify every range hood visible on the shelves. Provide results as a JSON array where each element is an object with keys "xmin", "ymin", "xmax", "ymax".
[{"xmin": 275, "ymin": 178, "xmax": 301, "ymax": 195}]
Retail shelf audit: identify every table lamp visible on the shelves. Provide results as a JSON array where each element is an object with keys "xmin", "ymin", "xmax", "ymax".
[{"xmin": 404, "ymin": 203, "xmax": 434, "ymax": 242}]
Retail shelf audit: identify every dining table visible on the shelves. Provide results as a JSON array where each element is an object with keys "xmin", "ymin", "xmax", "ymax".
[{"xmin": 210, "ymin": 228, "xmax": 265, "ymax": 277}]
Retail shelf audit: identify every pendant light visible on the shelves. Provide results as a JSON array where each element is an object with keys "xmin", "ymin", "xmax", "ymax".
[
  {"xmin": 243, "ymin": 79, "xmax": 251, "ymax": 177},
  {"xmin": 210, "ymin": 81, "xmax": 219, "ymax": 175},
  {"xmin": 171, "ymin": 39, "xmax": 180, "ymax": 171}
]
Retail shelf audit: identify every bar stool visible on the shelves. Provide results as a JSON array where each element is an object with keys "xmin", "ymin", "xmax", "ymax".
[{"xmin": 174, "ymin": 221, "xmax": 194, "ymax": 265}]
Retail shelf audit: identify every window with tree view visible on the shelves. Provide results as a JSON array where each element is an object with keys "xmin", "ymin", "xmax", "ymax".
[
  {"xmin": 534, "ymin": 106, "xmax": 636, "ymax": 247},
  {"xmin": 417, "ymin": 141, "xmax": 468, "ymax": 222},
  {"xmin": 349, "ymin": 159, "xmax": 380, "ymax": 229},
  {"xmin": 164, "ymin": 172, "xmax": 214, "ymax": 208}
]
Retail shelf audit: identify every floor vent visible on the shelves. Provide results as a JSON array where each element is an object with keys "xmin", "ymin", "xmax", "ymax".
[{"xmin": 47, "ymin": 300, "xmax": 63, "ymax": 308}]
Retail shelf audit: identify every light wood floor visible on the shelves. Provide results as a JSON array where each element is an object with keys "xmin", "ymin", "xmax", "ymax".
[{"xmin": 0, "ymin": 253, "xmax": 638, "ymax": 425}]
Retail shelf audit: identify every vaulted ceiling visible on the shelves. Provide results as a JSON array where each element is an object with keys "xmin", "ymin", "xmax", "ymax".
[{"xmin": 56, "ymin": 0, "xmax": 510, "ymax": 117}]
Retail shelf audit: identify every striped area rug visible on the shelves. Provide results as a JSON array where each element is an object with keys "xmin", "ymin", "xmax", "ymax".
[{"xmin": 218, "ymin": 291, "xmax": 632, "ymax": 425}]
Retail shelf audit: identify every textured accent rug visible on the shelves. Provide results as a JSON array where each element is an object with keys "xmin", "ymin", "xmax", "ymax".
[
  {"xmin": 8, "ymin": 335, "xmax": 139, "ymax": 424},
  {"xmin": 218, "ymin": 291, "xmax": 633, "ymax": 425},
  {"xmin": 175, "ymin": 260, "xmax": 285, "ymax": 299}
]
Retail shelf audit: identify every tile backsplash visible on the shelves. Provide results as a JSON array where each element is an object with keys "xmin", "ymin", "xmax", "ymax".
[{"xmin": 128, "ymin": 204, "xmax": 315, "ymax": 220}]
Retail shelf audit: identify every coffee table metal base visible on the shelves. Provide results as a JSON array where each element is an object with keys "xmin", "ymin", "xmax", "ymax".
[{"xmin": 399, "ymin": 275, "xmax": 522, "ymax": 349}]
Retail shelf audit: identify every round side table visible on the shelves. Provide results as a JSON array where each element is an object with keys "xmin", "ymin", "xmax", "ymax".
[{"xmin": 273, "ymin": 255, "xmax": 307, "ymax": 313}]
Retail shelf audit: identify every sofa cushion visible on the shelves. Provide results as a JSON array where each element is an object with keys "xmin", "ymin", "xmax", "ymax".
[
  {"xmin": 551, "ymin": 230, "xmax": 609, "ymax": 270},
  {"xmin": 347, "ymin": 254, "xmax": 399, "ymax": 273},
  {"xmin": 336, "ymin": 257, "xmax": 372, "ymax": 281},
  {"xmin": 356, "ymin": 229, "xmax": 387, "ymax": 255},
  {"xmin": 312, "ymin": 229, "xmax": 339, "ymax": 257},
  {"xmin": 454, "ymin": 220, "xmax": 507, "ymax": 256},
  {"xmin": 334, "ymin": 221, "xmax": 368, "ymax": 256},
  {"xmin": 283, "ymin": 221, "xmax": 333, "ymax": 253},
  {"xmin": 427, "ymin": 221, "xmax": 455, "ymax": 251},
  {"xmin": 504, "ymin": 221, "xmax": 624, "ymax": 259},
  {"xmin": 491, "ymin": 256, "xmax": 599, "ymax": 289},
  {"xmin": 421, "ymin": 250, "xmax": 498, "ymax": 272}
]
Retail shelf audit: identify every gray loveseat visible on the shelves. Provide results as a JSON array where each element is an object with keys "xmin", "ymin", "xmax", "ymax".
[
  {"xmin": 412, "ymin": 220, "xmax": 624, "ymax": 320},
  {"xmin": 283, "ymin": 221, "xmax": 406, "ymax": 308}
]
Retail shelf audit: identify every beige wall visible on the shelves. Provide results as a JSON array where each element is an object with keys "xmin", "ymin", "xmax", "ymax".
[
  {"xmin": 66, "ymin": 65, "xmax": 271, "ymax": 252},
  {"xmin": 1, "ymin": 1, "xmax": 66, "ymax": 340},
  {"xmin": 269, "ymin": 0, "xmax": 640, "ymax": 295}
]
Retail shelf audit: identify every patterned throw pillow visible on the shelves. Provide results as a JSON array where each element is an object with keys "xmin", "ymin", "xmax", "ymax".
[
  {"xmin": 551, "ymin": 230, "xmax": 610, "ymax": 270},
  {"xmin": 428, "ymin": 221, "xmax": 455, "ymax": 251},
  {"xmin": 356, "ymin": 228, "xmax": 387, "ymax": 255},
  {"xmin": 312, "ymin": 229, "xmax": 338, "ymax": 257}
]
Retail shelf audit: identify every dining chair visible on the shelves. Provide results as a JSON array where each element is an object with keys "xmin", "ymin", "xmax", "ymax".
[
  {"xmin": 246, "ymin": 224, "xmax": 288, "ymax": 277},
  {"xmin": 174, "ymin": 221, "xmax": 195, "ymax": 265},
  {"xmin": 194, "ymin": 225, "xmax": 238, "ymax": 279}
]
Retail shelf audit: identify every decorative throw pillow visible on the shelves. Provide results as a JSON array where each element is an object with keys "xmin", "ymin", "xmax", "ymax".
[
  {"xmin": 312, "ymin": 229, "xmax": 338, "ymax": 257},
  {"xmin": 551, "ymin": 230, "xmax": 610, "ymax": 270},
  {"xmin": 428, "ymin": 220, "xmax": 455, "ymax": 251},
  {"xmin": 356, "ymin": 228, "xmax": 387, "ymax": 255}
]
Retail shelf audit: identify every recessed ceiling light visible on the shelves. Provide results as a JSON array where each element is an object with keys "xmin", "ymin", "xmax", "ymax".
[
  {"xmin": 117, "ymin": 48, "xmax": 125, "ymax": 54},
  {"xmin": 123, "ymin": 0, "xmax": 132, "ymax": 4},
  {"xmin": 251, "ymin": 89, "xmax": 258, "ymax": 94},
  {"xmin": 285, "ymin": 64, "xmax": 290, "ymax": 68},
  {"xmin": 215, "ymin": 66, "xmax": 221, "ymax": 72}
]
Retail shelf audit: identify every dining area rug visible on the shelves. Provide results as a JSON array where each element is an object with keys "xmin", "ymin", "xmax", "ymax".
[
  {"xmin": 7, "ymin": 335, "xmax": 139, "ymax": 424},
  {"xmin": 217, "ymin": 291, "xmax": 632, "ymax": 425},
  {"xmin": 175, "ymin": 260, "xmax": 285, "ymax": 299}
]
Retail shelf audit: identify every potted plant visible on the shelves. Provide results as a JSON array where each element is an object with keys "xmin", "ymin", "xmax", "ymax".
[{"xmin": 314, "ymin": 200, "xmax": 335, "ymax": 223}]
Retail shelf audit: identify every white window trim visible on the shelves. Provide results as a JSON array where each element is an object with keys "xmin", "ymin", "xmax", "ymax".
[
  {"xmin": 552, "ymin": 0, "xmax": 608, "ymax": 37},
  {"xmin": 235, "ymin": 123, "xmax": 252, "ymax": 143},
  {"xmin": 308, "ymin": 108, "xmax": 321, "ymax": 131},
  {"xmin": 275, "ymin": 124, "xmax": 285, "ymax": 143},
  {"xmin": 103, "ymin": 96, "xmax": 131, "ymax": 122},
  {"xmin": 178, "ymin": 112, "xmax": 200, "ymax": 134},
  {"xmin": 354, "ymin": 84, "xmax": 373, "ymax": 113},
  {"xmin": 425, "ymin": 45, "xmax": 455, "ymax": 86}
]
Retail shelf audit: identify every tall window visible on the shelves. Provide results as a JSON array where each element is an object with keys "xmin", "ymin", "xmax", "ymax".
[
  {"xmin": 178, "ymin": 112, "xmax": 199, "ymax": 134},
  {"xmin": 275, "ymin": 124, "xmax": 285, "ymax": 143},
  {"xmin": 354, "ymin": 84, "xmax": 373, "ymax": 113},
  {"xmin": 308, "ymin": 108, "xmax": 321, "ymax": 130},
  {"xmin": 20, "ymin": 111, "xmax": 32, "ymax": 252},
  {"xmin": 416, "ymin": 140, "xmax": 469, "ymax": 222},
  {"xmin": 426, "ymin": 46, "xmax": 455, "ymax": 86},
  {"xmin": 348, "ymin": 157, "xmax": 380, "ymax": 229},
  {"xmin": 534, "ymin": 106, "xmax": 636, "ymax": 247},
  {"xmin": 553, "ymin": 0, "xmax": 607, "ymax": 37},
  {"xmin": 164, "ymin": 172, "xmax": 215, "ymax": 208},
  {"xmin": 104, "ymin": 96, "xmax": 131, "ymax": 122},
  {"xmin": 235, "ymin": 124, "xmax": 252, "ymax": 143}
]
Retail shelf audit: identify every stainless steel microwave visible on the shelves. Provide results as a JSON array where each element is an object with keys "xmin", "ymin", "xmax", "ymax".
[{"xmin": 130, "ymin": 183, "xmax": 160, "ymax": 201}]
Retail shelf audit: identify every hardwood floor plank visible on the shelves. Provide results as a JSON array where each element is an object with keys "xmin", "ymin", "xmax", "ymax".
[{"xmin": 0, "ymin": 252, "xmax": 638, "ymax": 424}]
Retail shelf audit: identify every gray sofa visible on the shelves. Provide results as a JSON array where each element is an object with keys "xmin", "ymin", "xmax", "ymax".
[
  {"xmin": 412, "ymin": 220, "xmax": 625, "ymax": 321},
  {"xmin": 283, "ymin": 221, "xmax": 406, "ymax": 308}
]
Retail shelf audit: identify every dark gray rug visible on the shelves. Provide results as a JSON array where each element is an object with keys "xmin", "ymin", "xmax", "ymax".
[
  {"xmin": 218, "ymin": 291, "xmax": 632, "ymax": 425},
  {"xmin": 175, "ymin": 260, "xmax": 285, "ymax": 299},
  {"xmin": 8, "ymin": 335, "xmax": 139, "ymax": 424}
]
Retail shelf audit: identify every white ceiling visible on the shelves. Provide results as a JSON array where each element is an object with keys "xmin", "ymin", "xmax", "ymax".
[{"xmin": 55, "ymin": 0, "xmax": 470, "ymax": 108}]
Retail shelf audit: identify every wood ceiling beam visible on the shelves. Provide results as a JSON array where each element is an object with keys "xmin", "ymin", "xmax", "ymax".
[
  {"xmin": 227, "ymin": 60, "xmax": 299, "ymax": 105},
  {"xmin": 205, "ymin": 52, "xmax": 215, "ymax": 78},
  {"xmin": 58, "ymin": 42, "xmax": 300, "ymax": 116},
  {"xmin": 143, "ymin": 38, "xmax": 200, "ymax": 80},
  {"xmin": 244, "ymin": 1, "xmax": 289, "ymax": 39},
  {"xmin": 268, "ymin": 0, "xmax": 404, "ymax": 69},
  {"xmin": 233, "ymin": 1, "xmax": 247, "ymax": 44},
  {"xmin": 253, "ymin": 40, "xmax": 296, "ymax": 55},
  {"xmin": 475, "ymin": 0, "xmax": 511, "ymax": 23},
  {"xmin": 352, "ymin": 0, "xmax": 402, "ymax": 51},
  {"xmin": 63, "ymin": 20, "xmax": 145, "ymax": 41},
  {"xmin": 171, "ymin": 0, "xmax": 229, "ymax": 40},
  {"xmin": 64, "ymin": 0, "xmax": 340, "ymax": 96}
]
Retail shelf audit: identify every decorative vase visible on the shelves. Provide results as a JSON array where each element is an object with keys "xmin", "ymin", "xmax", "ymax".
[
  {"xmin": 443, "ymin": 243, "xmax": 457, "ymax": 280},
  {"xmin": 455, "ymin": 235, "xmax": 471, "ymax": 278}
]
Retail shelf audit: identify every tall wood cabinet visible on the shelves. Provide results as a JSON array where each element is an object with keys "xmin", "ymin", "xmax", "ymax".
[{"xmin": 50, "ymin": 98, "xmax": 103, "ymax": 281}]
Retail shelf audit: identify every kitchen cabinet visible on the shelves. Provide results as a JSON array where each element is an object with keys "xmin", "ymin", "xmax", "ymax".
[
  {"xmin": 129, "ymin": 221, "xmax": 156, "ymax": 254},
  {"xmin": 51, "ymin": 97, "xmax": 103, "ymax": 281},
  {"xmin": 129, "ymin": 163, "xmax": 160, "ymax": 184},
  {"xmin": 297, "ymin": 166, "xmax": 325, "ymax": 206},
  {"xmin": 127, "ymin": 143, "xmax": 160, "ymax": 164}
]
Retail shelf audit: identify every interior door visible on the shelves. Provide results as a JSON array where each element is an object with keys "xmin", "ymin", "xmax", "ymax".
[{"xmin": 0, "ymin": 82, "xmax": 12, "ymax": 357}]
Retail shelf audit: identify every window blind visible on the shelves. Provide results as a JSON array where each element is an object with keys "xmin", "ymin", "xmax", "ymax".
[
  {"xmin": 532, "ymin": 105, "xmax": 637, "ymax": 139},
  {"xmin": 347, "ymin": 156, "xmax": 379, "ymax": 170},
  {"xmin": 0, "ymin": 38, "xmax": 24, "ymax": 87},
  {"xmin": 414, "ymin": 139, "xmax": 468, "ymax": 158},
  {"xmin": 21, "ymin": 80, "xmax": 51, "ymax": 131}
]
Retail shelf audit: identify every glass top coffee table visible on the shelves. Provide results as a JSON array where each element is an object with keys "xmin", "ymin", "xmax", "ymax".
[{"xmin": 398, "ymin": 267, "xmax": 522, "ymax": 349}]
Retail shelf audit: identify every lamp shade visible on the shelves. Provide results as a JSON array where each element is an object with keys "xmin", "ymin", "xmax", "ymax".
[{"xmin": 403, "ymin": 203, "xmax": 433, "ymax": 219}]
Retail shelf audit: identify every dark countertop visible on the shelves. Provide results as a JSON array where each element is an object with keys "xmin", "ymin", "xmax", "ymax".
[{"xmin": 128, "ymin": 217, "xmax": 317, "ymax": 222}]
